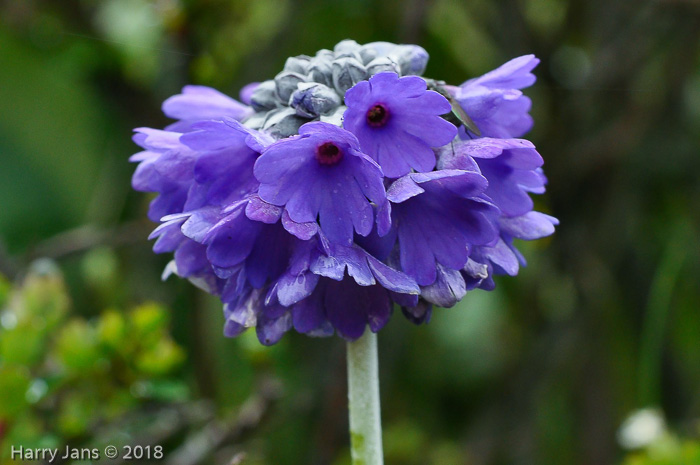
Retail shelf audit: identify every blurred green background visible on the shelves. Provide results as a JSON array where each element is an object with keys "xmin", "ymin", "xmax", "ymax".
[{"xmin": 1, "ymin": 0, "xmax": 700, "ymax": 464}]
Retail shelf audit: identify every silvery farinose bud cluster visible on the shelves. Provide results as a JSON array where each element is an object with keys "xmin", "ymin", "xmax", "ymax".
[{"xmin": 247, "ymin": 40, "xmax": 429, "ymax": 138}]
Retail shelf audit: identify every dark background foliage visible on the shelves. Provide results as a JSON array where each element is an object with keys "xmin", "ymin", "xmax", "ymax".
[{"xmin": 1, "ymin": 0, "xmax": 699, "ymax": 464}]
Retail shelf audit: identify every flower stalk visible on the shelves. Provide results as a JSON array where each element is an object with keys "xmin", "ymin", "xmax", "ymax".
[{"xmin": 347, "ymin": 331, "xmax": 384, "ymax": 465}]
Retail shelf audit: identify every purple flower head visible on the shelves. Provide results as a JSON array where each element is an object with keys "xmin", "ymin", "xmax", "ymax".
[
  {"xmin": 344, "ymin": 72, "xmax": 457, "ymax": 178},
  {"xmin": 130, "ymin": 40, "xmax": 556, "ymax": 344},
  {"xmin": 254, "ymin": 122, "xmax": 386, "ymax": 245},
  {"xmin": 453, "ymin": 55, "xmax": 539, "ymax": 138}
]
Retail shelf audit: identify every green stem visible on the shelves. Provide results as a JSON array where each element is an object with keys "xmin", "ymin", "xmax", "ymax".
[{"xmin": 347, "ymin": 331, "xmax": 384, "ymax": 465}]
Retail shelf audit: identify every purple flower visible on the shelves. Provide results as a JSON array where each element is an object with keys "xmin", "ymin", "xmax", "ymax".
[
  {"xmin": 297, "ymin": 277, "xmax": 393, "ymax": 340},
  {"xmin": 381, "ymin": 170, "xmax": 500, "ymax": 286},
  {"xmin": 437, "ymin": 137, "xmax": 546, "ymax": 217},
  {"xmin": 149, "ymin": 213, "xmax": 225, "ymax": 296},
  {"xmin": 453, "ymin": 55, "xmax": 539, "ymax": 138},
  {"xmin": 222, "ymin": 288, "xmax": 293, "ymax": 345},
  {"xmin": 179, "ymin": 118, "xmax": 273, "ymax": 209},
  {"xmin": 163, "ymin": 85, "xmax": 254, "ymax": 132},
  {"xmin": 465, "ymin": 212, "xmax": 558, "ymax": 290},
  {"xmin": 254, "ymin": 122, "xmax": 386, "ymax": 245},
  {"xmin": 218, "ymin": 235, "xmax": 420, "ymax": 343},
  {"xmin": 130, "ymin": 128, "xmax": 197, "ymax": 221},
  {"xmin": 272, "ymin": 242, "xmax": 419, "ymax": 340},
  {"xmin": 224, "ymin": 276, "xmax": 398, "ymax": 344},
  {"xmin": 437, "ymin": 137, "xmax": 557, "ymax": 289},
  {"xmin": 180, "ymin": 196, "xmax": 316, "ymax": 289},
  {"xmin": 239, "ymin": 82, "xmax": 259, "ymax": 105},
  {"xmin": 344, "ymin": 72, "xmax": 457, "ymax": 178}
]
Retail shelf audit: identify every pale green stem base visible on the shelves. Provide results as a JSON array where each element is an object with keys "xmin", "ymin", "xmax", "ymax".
[{"xmin": 347, "ymin": 331, "xmax": 384, "ymax": 465}]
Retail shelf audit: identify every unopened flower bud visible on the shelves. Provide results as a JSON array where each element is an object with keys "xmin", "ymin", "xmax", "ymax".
[
  {"xmin": 366, "ymin": 57, "xmax": 400, "ymax": 76},
  {"xmin": 308, "ymin": 58, "xmax": 334, "ymax": 87},
  {"xmin": 262, "ymin": 107, "xmax": 309, "ymax": 139},
  {"xmin": 334, "ymin": 51, "xmax": 363, "ymax": 62},
  {"xmin": 275, "ymin": 71, "xmax": 307, "ymax": 102},
  {"xmin": 250, "ymin": 80, "xmax": 280, "ymax": 112},
  {"xmin": 392, "ymin": 45, "xmax": 429, "ymax": 76},
  {"xmin": 333, "ymin": 39, "xmax": 361, "ymax": 54},
  {"xmin": 315, "ymin": 49, "xmax": 334, "ymax": 60},
  {"xmin": 362, "ymin": 41, "xmax": 398, "ymax": 57},
  {"xmin": 332, "ymin": 57, "xmax": 367, "ymax": 95},
  {"xmin": 358, "ymin": 45, "xmax": 379, "ymax": 65},
  {"xmin": 284, "ymin": 56, "xmax": 311, "ymax": 74},
  {"xmin": 290, "ymin": 83, "xmax": 342, "ymax": 118}
]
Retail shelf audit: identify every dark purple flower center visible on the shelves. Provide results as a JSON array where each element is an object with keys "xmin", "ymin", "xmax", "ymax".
[
  {"xmin": 366, "ymin": 104, "xmax": 390, "ymax": 127},
  {"xmin": 316, "ymin": 142, "xmax": 343, "ymax": 165}
]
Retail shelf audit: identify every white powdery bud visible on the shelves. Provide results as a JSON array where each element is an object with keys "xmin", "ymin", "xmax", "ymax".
[
  {"xmin": 250, "ymin": 80, "xmax": 280, "ymax": 112},
  {"xmin": 332, "ymin": 57, "xmax": 368, "ymax": 95},
  {"xmin": 334, "ymin": 39, "xmax": 361, "ymax": 55},
  {"xmin": 366, "ymin": 56, "xmax": 401, "ymax": 77},
  {"xmin": 289, "ymin": 82, "xmax": 342, "ymax": 118},
  {"xmin": 362, "ymin": 41, "xmax": 398, "ymax": 58},
  {"xmin": 358, "ymin": 44, "xmax": 380, "ymax": 65},
  {"xmin": 284, "ymin": 55, "xmax": 311, "ymax": 75},
  {"xmin": 275, "ymin": 71, "xmax": 307, "ymax": 102},
  {"xmin": 262, "ymin": 107, "xmax": 309, "ymax": 139},
  {"xmin": 391, "ymin": 45, "xmax": 429, "ymax": 76},
  {"xmin": 308, "ymin": 57, "xmax": 334, "ymax": 88}
]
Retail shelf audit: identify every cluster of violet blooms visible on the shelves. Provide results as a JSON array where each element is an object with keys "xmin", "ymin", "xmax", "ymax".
[{"xmin": 131, "ymin": 40, "xmax": 557, "ymax": 345}]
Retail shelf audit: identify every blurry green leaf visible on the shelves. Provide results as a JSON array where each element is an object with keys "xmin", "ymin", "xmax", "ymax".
[
  {"xmin": 14, "ymin": 260, "xmax": 69, "ymax": 330},
  {"xmin": 130, "ymin": 302, "xmax": 169, "ymax": 344},
  {"xmin": 134, "ymin": 338, "xmax": 185, "ymax": 376},
  {"xmin": 97, "ymin": 309, "xmax": 128, "ymax": 353},
  {"xmin": 0, "ymin": 366, "xmax": 31, "ymax": 417},
  {"xmin": 0, "ymin": 325, "xmax": 45, "ymax": 367},
  {"xmin": 55, "ymin": 319, "xmax": 101, "ymax": 373},
  {"xmin": 102, "ymin": 388, "xmax": 137, "ymax": 419},
  {"xmin": 57, "ymin": 392, "xmax": 96, "ymax": 437}
]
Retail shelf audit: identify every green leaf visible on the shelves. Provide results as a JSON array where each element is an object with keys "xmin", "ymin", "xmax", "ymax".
[{"xmin": 0, "ymin": 366, "xmax": 31, "ymax": 418}]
